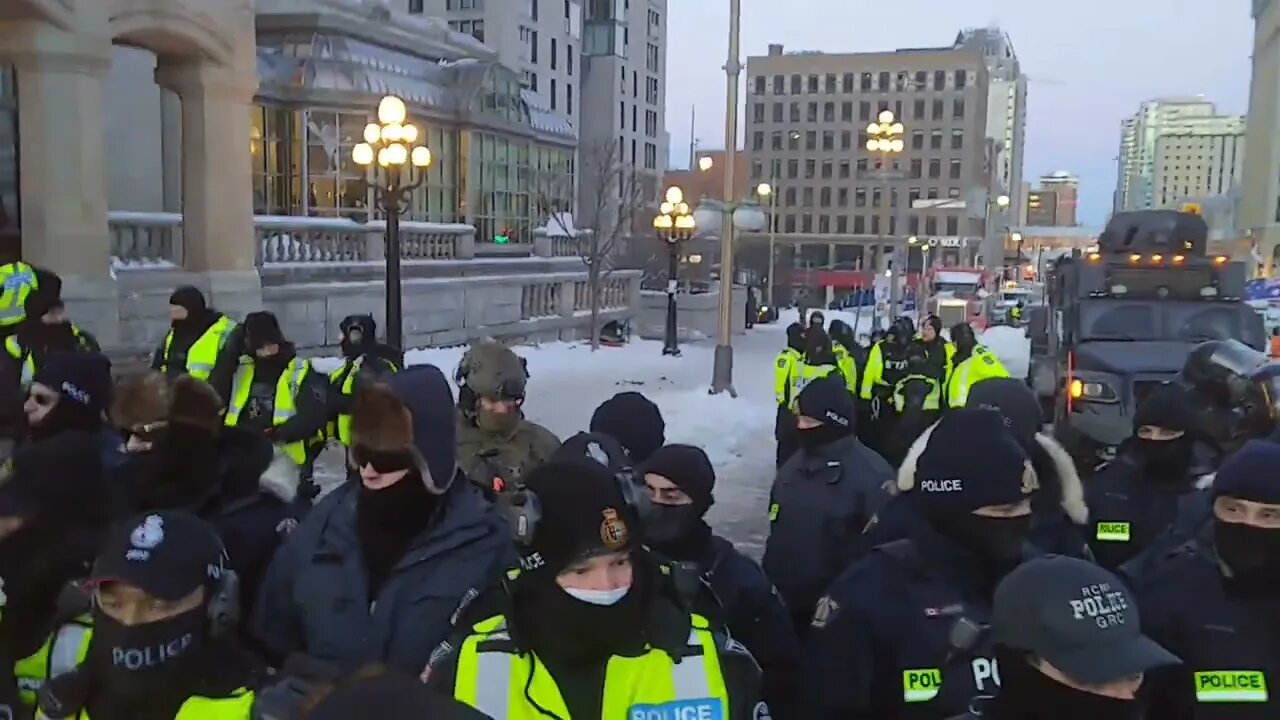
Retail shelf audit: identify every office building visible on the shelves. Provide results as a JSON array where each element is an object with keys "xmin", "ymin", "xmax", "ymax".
[
  {"xmin": 663, "ymin": 149, "xmax": 752, "ymax": 208},
  {"xmin": 1153, "ymin": 131, "xmax": 1244, "ymax": 208},
  {"xmin": 1241, "ymin": 0, "xmax": 1280, "ymax": 273},
  {"xmin": 955, "ymin": 26, "xmax": 1027, "ymax": 220},
  {"xmin": 744, "ymin": 40, "xmax": 992, "ymax": 269},
  {"xmin": 1114, "ymin": 98, "xmax": 1244, "ymax": 212},
  {"xmin": 1025, "ymin": 190, "xmax": 1058, "ymax": 226},
  {"xmin": 1035, "ymin": 171, "xmax": 1079, "ymax": 226}
]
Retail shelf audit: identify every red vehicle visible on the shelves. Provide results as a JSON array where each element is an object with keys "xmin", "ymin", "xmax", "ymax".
[{"xmin": 924, "ymin": 268, "xmax": 990, "ymax": 330}]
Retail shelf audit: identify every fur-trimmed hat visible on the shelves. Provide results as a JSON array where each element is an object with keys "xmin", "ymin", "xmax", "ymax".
[
  {"xmin": 168, "ymin": 375, "xmax": 223, "ymax": 431},
  {"xmin": 111, "ymin": 372, "xmax": 171, "ymax": 430},
  {"xmin": 350, "ymin": 382, "xmax": 414, "ymax": 451}
]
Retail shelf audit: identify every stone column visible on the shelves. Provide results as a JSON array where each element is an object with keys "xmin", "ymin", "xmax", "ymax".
[
  {"xmin": 4, "ymin": 22, "xmax": 120, "ymax": 347},
  {"xmin": 159, "ymin": 88, "xmax": 183, "ymax": 213},
  {"xmin": 825, "ymin": 242, "xmax": 836, "ymax": 307},
  {"xmin": 155, "ymin": 59, "xmax": 261, "ymax": 318}
]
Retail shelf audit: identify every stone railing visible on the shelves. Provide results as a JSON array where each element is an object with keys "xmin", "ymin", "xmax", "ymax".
[
  {"xmin": 572, "ymin": 274, "xmax": 630, "ymax": 312},
  {"xmin": 108, "ymin": 212, "xmax": 183, "ymax": 267},
  {"xmin": 532, "ymin": 227, "xmax": 594, "ymax": 258},
  {"xmin": 253, "ymin": 216, "xmax": 476, "ymax": 263}
]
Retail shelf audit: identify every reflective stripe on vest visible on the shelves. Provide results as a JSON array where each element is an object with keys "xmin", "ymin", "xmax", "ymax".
[
  {"xmin": 328, "ymin": 356, "xmax": 364, "ymax": 447},
  {"xmin": 163, "ymin": 316, "xmax": 237, "ymax": 381},
  {"xmin": 791, "ymin": 363, "xmax": 838, "ymax": 410},
  {"xmin": 15, "ymin": 618, "xmax": 93, "ymax": 708},
  {"xmin": 35, "ymin": 688, "xmax": 255, "ymax": 720},
  {"xmin": 454, "ymin": 614, "xmax": 728, "ymax": 720},
  {"xmin": 224, "ymin": 358, "xmax": 310, "ymax": 464},
  {"xmin": 892, "ymin": 375, "xmax": 941, "ymax": 411},
  {"xmin": 0, "ymin": 264, "xmax": 37, "ymax": 326},
  {"xmin": 948, "ymin": 355, "xmax": 976, "ymax": 408}
]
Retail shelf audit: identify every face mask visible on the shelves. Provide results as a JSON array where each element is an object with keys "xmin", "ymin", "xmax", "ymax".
[
  {"xmin": 1214, "ymin": 520, "xmax": 1280, "ymax": 593},
  {"xmin": 476, "ymin": 406, "xmax": 520, "ymax": 435},
  {"xmin": 798, "ymin": 423, "xmax": 850, "ymax": 452},
  {"xmin": 564, "ymin": 585, "xmax": 631, "ymax": 606},
  {"xmin": 1136, "ymin": 437, "xmax": 1192, "ymax": 478},
  {"xmin": 993, "ymin": 652, "xmax": 1145, "ymax": 720},
  {"xmin": 933, "ymin": 513, "xmax": 1031, "ymax": 577},
  {"xmin": 642, "ymin": 504, "xmax": 708, "ymax": 557},
  {"xmin": 89, "ymin": 605, "xmax": 205, "ymax": 697}
]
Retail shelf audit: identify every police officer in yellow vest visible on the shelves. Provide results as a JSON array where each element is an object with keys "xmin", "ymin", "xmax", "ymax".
[
  {"xmin": 915, "ymin": 315, "xmax": 955, "ymax": 384},
  {"xmin": 828, "ymin": 319, "xmax": 860, "ymax": 394},
  {"xmin": 325, "ymin": 314, "xmax": 401, "ymax": 449},
  {"xmin": 38, "ymin": 510, "xmax": 268, "ymax": 720},
  {"xmin": 885, "ymin": 345, "xmax": 944, "ymax": 466},
  {"xmin": 423, "ymin": 457, "xmax": 764, "ymax": 719},
  {"xmin": 2, "ymin": 282, "xmax": 99, "ymax": 397},
  {"xmin": 792, "ymin": 328, "xmax": 844, "ymax": 410},
  {"xmin": 219, "ymin": 312, "xmax": 328, "ymax": 470},
  {"xmin": 774, "ymin": 323, "xmax": 806, "ymax": 467},
  {"xmin": 0, "ymin": 262, "xmax": 58, "ymax": 337},
  {"xmin": 946, "ymin": 323, "xmax": 1010, "ymax": 409},
  {"xmin": 152, "ymin": 287, "xmax": 239, "ymax": 393}
]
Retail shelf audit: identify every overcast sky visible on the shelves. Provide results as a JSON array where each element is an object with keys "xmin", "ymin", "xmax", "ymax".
[{"xmin": 665, "ymin": 0, "xmax": 1254, "ymax": 226}]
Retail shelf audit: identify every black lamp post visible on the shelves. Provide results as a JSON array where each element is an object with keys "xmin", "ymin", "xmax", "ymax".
[
  {"xmin": 653, "ymin": 185, "xmax": 696, "ymax": 356},
  {"xmin": 351, "ymin": 95, "xmax": 433, "ymax": 351}
]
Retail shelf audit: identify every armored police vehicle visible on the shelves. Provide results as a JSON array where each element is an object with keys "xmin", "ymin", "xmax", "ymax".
[{"xmin": 1026, "ymin": 209, "xmax": 1264, "ymax": 472}]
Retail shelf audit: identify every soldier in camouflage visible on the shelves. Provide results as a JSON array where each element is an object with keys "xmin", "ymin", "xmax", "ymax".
[{"xmin": 454, "ymin": 340, "xmax": 561, "ymax": 493}]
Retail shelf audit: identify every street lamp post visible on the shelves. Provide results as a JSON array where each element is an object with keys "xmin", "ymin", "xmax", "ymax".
[
  {"xmin": 757, "ymin": 181, "xmax": 776, "ymax": 306},
  {"xmin": 654, "ymin": 186, "xmax": 696, "ymax": 356},
  {"xmin": 865, "ymin": 109, "xmax": 905, "ymax": 325},
  {"xmin": 986, "ymin": 193, "xmax": 1011, "ymax": 281},
  {"xmin": 350, "ymin": 95, "xmax": 433, "ymax": 350},
  {"xmin": 710, "ymin": 0, "xmax": 744, "ymax": 396}
]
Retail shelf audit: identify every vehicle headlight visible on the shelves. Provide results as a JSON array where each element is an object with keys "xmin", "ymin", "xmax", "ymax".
[{"xmin": 1069, "ymin": 378, "xmax": 1119, "ymax": 402}]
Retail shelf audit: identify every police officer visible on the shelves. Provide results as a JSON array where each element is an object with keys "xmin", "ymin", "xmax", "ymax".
[
  {"xmin": 801, "ymin": 409, "xmax": 1037, "ymax": 719},
  {"xmin": 773, "ymin": 323, "xmax": 807, "ymax": 467},
  {"xmin": 454, "ymin": 340, "xmax": 560, "ymax": 492},
  {"xmin": 1086, "ymin": 384, "xmax": 1213, "ymax": 572},
  {"xmin": 38, "ymin": 510, "xmax": 266, "ymax": 720},
  {"xmin": 763, "ymin": 374, "xmax": 892, "ymax": 634},
  {"xmin": 808, "ymin": 310, "xmax": 826, "ymax": 335},
  {"xmin": 219, "ymin": 311, "xmax": 328, "ymax": 471},
  {"xmin": 794, "ymin": 327, "xmax": 843, "ymax": 400},
  {"xmin": 915, "ymin": 316, "xmax": 954, "ymax": 384},
  {"xmin": 639, "ymin": 444, "xmax": 800, "ymax": 719},
  {"xmin": 589, "ymin": 391, "xmax": 666, "ymax": 465},
  {"xmin": 252, "ymin": 369, "xmax": 510, "ymax": 674},
  {"xmin": 1129, "ymin": 440, "xmax": 1280, "ymax": 719},
  {"xmin": 949, "ymin": 556, "xmax": 1179, "ymax": 720},
  {"xmin": 859, "ymin": 317, "xmax": 914, "ymax": 454},
  {"xmin": 152, "ymin": 286, "xmax": 239, "ymax": 387},
  {"xmin": 423, "ymin": 457, "xmax": 764, "ymax": 718},
  {"xmin": 3, "ymin": 283, "xmax": 99, "ymax": 399},
  {"xmin": 326, "ymin": 314, "xmax": 401, "ymax": 446},
  {"xmin": 884, "ymin": 344, "xmax": 944, "ymax": 466},
  {"xmin": 945, "ymin": 323, "xmax": 1009, "ymax": 409},
  {"xmin": 1008, "ymin": 301, "xmax": 1024, "ymax": 325},
  {"xmin": 828, "ymin": 319, "xmax": 860, "ymax": 396},
  {"xmin": 0, "ymin": 262, "xmax": 58, "ymax": 337}
]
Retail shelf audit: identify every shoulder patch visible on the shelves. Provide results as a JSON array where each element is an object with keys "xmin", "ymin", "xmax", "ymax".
[
  {"xmin": 753, "ymin": 702, "xmax": 772, "ymax": 720},
  {"xmin": 811, "ymin": 595, "xmax": 840, "ymax": 628},
  {"xmin": 981, "ymin": 354, "xmax": 996, "ymax": 366},
  {"xmin": 776, "ymin": 357, "xmax": 788, "ymax": 369}
]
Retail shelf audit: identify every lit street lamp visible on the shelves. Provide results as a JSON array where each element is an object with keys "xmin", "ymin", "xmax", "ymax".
[
  {"xmin": 756, "ymin": 181, "xmax": 777, "ymax": 306},
  {"xmin": 351, "ymin": 95, "xmax": 433, "ymax": 350},
  {"xmin": 653, "ymin": 186, "xmax": 696, "ymax": 356},
  {"xmin": 710, "ymin": 0, "xmax": 744, "ymax": 396},
  {"xmin": 865, "ymin": 110, "xmax": 907, "ymax": 324},
  {"xmin": 698, "ymin": 156, "xmax": 715, "ymax": 172}
]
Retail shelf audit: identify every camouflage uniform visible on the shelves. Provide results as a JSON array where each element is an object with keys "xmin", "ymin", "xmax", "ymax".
[{"xmin": 454, "ymin": 340, "xmax": 561, "ymax": 490}]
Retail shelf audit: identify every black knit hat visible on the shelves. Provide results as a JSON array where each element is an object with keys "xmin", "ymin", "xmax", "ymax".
[
  {"xmin": 1133, "ymin": 383, "xmax": 1197, "ymax": 433},
  {"xmin": 554, "ymin": 431, "xmax": 632, "ymax": 475},
  {"xmin": 243, "ymin": 311, "xmax": 285, "ymax": 350},
  {"xmin": 521, "ymin": 458, "xmax": 638, "ymax": 575},
  {"xmin": 900, "ymin": 409, "xmax": 1033, "ymax": 517},
  {"xmin": 590, "ymin": 392, "xmax": 666, "ymax": 463},
  {"xmin": 168, "ymin": 286, "xmax": 207, "ymax": 315},
  {"xmin": 640, "ymin": 444, "xmax": 716, "ymax": 513},
  {"xmin": 1212, "ymin": 440, "xmax": 1280, "ymax": 504},
  {"xmin": 796, "ymin": 374, "xmax": 855, "ymax": 431}
]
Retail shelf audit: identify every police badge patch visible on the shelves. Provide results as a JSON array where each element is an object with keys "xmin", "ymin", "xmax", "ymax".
[
  {"xmin": 811, "ymin": 596, "xmax": 839, "ymax": 628},
  {"xmin": 600, "ymin": 508, "xmax": 629, "ymax": 549}
]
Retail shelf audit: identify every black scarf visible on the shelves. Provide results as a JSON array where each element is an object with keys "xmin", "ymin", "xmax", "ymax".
[
  {"xmin": 988, "ymin": 651, "xmax": 1145, "ymax": 720},
  {"xmin": 356, "ymin": 470, "xmax": 439, "ymax": 598}
]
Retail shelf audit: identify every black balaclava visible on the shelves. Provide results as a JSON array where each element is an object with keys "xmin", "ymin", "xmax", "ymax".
[
  {"xmin": 950, "ymin": 322, "xmax": 977, "ymax": 361},
  {"xmin": 243, "ymin": 311, "xmax": 290, "ymax": 378},
  {"xmin": 1210, "ymin": 441, "xmax": 1280, "ymax": 594},
  {"xmin": 988, "ymin": 648, "xmax": 1144, "ymax": 720},
  {"xmin": 590, "ymin": 392, "xmax": 666, "ymax": 464},
  {"xmin": 828, "ymin": 319, "xmax": 855, "ymax": 351},
  {"xmin": 339, "ymin": 314, "xmax": 377, "ymax": 360},
  {"xmin": 1131, "ymin": 384, "xmax": 1197, "ymax": 481},
  {"xmin": 638, "ymin": 444, "xmax": 716, "ymax": 559},
  {"xmin": 795, "ymin": 374, "xmax": 856, "ymax": 452},
  {"xmin": 804, "ymin": 328, "xmax": 838, "ymax": 366},
  {"xmin": 167, "ymin": 286, "xmax": 214, "ymax": 341},
  {"xmin": 28, "ymin": 352, "xmax": 112, "ymax": 440},
  {"xmin": 512, "ymin": 459, "xmax": 649, "ymax": 665},
  {"xmin": 808, "ymin": 311, "xmax": 825, "ymax": 330},
  {"xmin": 356, "ymin": 459, "xmax": 439, "ymax": 598},
  {"xmin": 784, "ymin": 322, "xmax": 806, "ymax": 353}
]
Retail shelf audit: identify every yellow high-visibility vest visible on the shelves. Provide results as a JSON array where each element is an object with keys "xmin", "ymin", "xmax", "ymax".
[
  {"xmin": 224, "ymin": 358, "xmax": 311, "ymax": 464},
  {"xmin": 0, "ymin": 263, "xmax": 38, "ymax": 328},
  {"xmin": 160, "ymin": 316, "xmax": 237, "ymax": 382}
]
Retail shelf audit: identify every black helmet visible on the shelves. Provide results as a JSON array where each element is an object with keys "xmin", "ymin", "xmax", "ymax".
[
  {"xmin": 805, "ymin": 328, "xmax": 837, "ymax": 366},
  {"xmin": 828, "ymin": 319, "xmax": 855, "ymax": 350},
  {"xmin": 889, "ymin": 316, "xmax": 914, "ymax": 345},
  {"xmin": 1179, "ymin": 340, "xmax": 1266, "ymax": 407}
]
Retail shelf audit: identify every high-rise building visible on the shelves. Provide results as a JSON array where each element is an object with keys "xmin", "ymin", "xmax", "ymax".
[
  {"xmin": 1037, "ymin": 171, "xmax": 1079, "ymax": 226},
  {"xmin": 1241, "ymin": 0, "xmax": 1280, "ymax": 273},
  {"xmin": 1114, "ymin": 98, "xmax": 1244, "ymax": 212},
  {"xmin": 955, "ymin": 27, "xmax": 1027, "ymax": 221},
  {"xmin": 744, "ymin": 41, "xmax": 993, "ymax": 269},
  {"xmin": 1025, "ymin": 190, "xmax": 1058, "ymax": 226},
  {"xmin": 1153, "ymin": 131, "xmax": 1244, "ymax": 208}
]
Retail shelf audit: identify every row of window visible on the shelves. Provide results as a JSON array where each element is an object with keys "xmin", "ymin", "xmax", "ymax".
[
  {"xmin": 751, "ymin": 127, "xmax": 967, "ymax": 153},
  {"xmin": 748, "ymin": 151, "xmax": 969, "ymax": 181},
  {"xmin": 760, "ymin": 183, "xmax": 966, "ymax": 208},
  {"xmin": 774, "ymin": 213, "xmax": 965, "ymax": 236},
  {"xmin": 614, "ymin": 134, "xmax": 659, "ymax": 170},
  {"xmin": 752, "ymin": 69, "xmax": 970, "ymax": 96},
  {"xmin": 752, "ymin": 97, "xmax": 966, "ymax": 127}
]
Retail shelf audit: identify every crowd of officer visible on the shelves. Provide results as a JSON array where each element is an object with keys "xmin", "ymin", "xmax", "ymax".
[{"xmin": 7, "ymin": 248, "xmax": 1280, "ymax": 720}]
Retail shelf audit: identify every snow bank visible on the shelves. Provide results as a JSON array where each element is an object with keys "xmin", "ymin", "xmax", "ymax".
[{"xmin": 980, "ymin": 325, "xmax": 1031, "ymax": 379}]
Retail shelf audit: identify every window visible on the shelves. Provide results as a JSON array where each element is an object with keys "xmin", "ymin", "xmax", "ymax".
[
  {"xmin": 250, "ymin": 106, "xmax": 302, "ymax": 216},
  {"xmin": 448, "ymin": 19, "xmax": 486, "ymax": 41},
  {"xmin": 925, "ymin": 216, "xmax": 937, "ymax": 234},
  {"xmin": 927, "ymin": 187, "xmax": 939, "ymax": 199},
  {"xmin": 752, "ymin": 131, "xmax": 764, "ymax": 151},
  {"xmin": 856, "ymin": 158, "xmax": 867, "ymax": 174},
  {"xmin": 753, "ymin": 103, "xmax": 765, "ymax": 123},
  {"xmin": 855, "ymin": 189, "xmax": 867, "ymax": 207},
  {"xmin": 878, "ymin": 71, "xmax": 890, "ymax": 91},
  {"xmin": 837, "ymin": 216, "xmax": 848, "ymax": 233},
  {"xmin": 915, "ymin": 70, "xmax": 927, "ymax": 88},
  {"xmin": 871, "ymin": 215, "xmax": 880, "ymax": 234},
  {"xmin": 951, "ymin": 129, "xmax": 964, "ymax": 150},
  {"xmin": 934, "ymin": 70, "xmax": 946, "ymax": 90},
  {"xmin": 791, "ymin": 74, "xmax": 802, "ymax": 93},
  {"xmin": 861, "ymin": 72, "xmax": 873, "ymax": 91},
  {"xmin": 788, "ymin": 131, "xmax": 800, "ymax": 150},
  {"xmin": 409, "ymin": 0, "xmax": 424, "ymax": 12},
  {"xmin": 807, "ymin": 102, "xmax": 818, "ymax": 122},
  {"xmin": 790, "ymin": 102, "xmax": 801, "ymax": 122},
  {"xmin": 550, "ymin": 78, "xmax": 557, "ymax": 109},
  {"xmin": 872, "ymin": 188, "xmax": 882, "ymax": 207},
  {"xmin": 646, "ymin": 77, "xmax": 658, "ymax": 104},
  {"xmin": 550, "ymin": 39, "xmax": 558, "ymax": 69},
  {"xmin": 567, "ymin": 44, "xmax": 574, "ymax": 75},
  {"xmin": 932, "ymin": 100, "xmax": 943, "ymax": 120},
  {"xmin": 860, "ymin": 102, "xmax": 871, "ymax": 121},
  {"xmin": 644, "ymin": 142, "xmax": 657, "ymax": 170},
  {"xmin": 913, "ymin": 99, "xmax": 925, "ymax": 120},
  {"xmin": 801, "ymin": 215, "xmax": 812, "ymax": 232},
  {"xmin": 911, "ymin": 130, "xmax": 924, "ymax": 151},
  {"xmin": 773, "ymin": 75, "xmax": 785, "ymax": 94},
  {"xmin": 646, "ymin": 43, "xmax": 660, "ymax": 72},
  {"xmin": 530, "ymin": 0, "xmax": 538, "ymax": 18},
  {"xmin": 785, "ymin": 215, "xmax": 797, "ymax": 232},
  {"xmin": 908, "ymin": 216, "xmax": 919, "ymax": 234},
  {"xmin": 953, "ymin": 98, "xmax": 965, "ymax": 119},
  {"xmin": 841, "ymin": 131, "xmax": 851, "ymax": 150},
  {"xmin": 928, "ymin": 159, "xmax": 940, "ymax": 179},
  {"xmin": 805, "ymin": 131, "xmax": 816, "ymax": 150},
  {"xmin": 805, "ymin": 159, "xmax": 816, "ymax": 178},
  {"xmin": 567, "ymin": 83, "xmax": 573, "ymax": 114},
  {"xmin": 910, "ymin": 159, "xmax": 922, "ymax": 179},
  {"xmin": 771, "ymin": 132, "xmax": 783, "ymax": 150},
  {"xmin": 841, "ymin": 101, "xmax": 853, "ymax": 121},
  {"xmin": 908, "ymin": 187, "xmax": 921, "ymax": 205},
  {"xmin": 947, "ymin": 187, "xmax": 960, "ymax": 199},
  {"xmin": 787, "ymin": 159, "xmax": 798, "ymax": 178},
  {"xmin": 523, "ymin": 71, "xmax": 538, "ymax": 91},
  {"xmin": 854, "ymin": 215, "xmax": 866, "ymax": 233},
  {"xmin": 930, "ymin": 130, "xmax": 942, "ymax": 150},
  {"xmin": 772, "ymin": 103, "xmax": 784, "ymax": 122},
  {"xmin": 821, "ymin": 187, "xmax": 832, "ymax": 206},
  {"xmin": 818, "ymin": 215, "xmax": 831, "ymax": 233},
  {"xmin": 808, "ymin": 74, "xmax": 819, "ymax": 92},
  {"xmin": 824, "ymin": 102, "xmax": 835, "ymax": 122},
  {"xmin": 949, "ymin": 159, "xmax": 962, "ymax": 179},
  {"xmin": 619, "ymin": 101, "xmax": 625, "ymax": 129},
  {"xmin": 784, "ymin": 187, "xmax": 797, "ymax": 205},
  {"xmin": 838, "ymin": 188, "xmax": 848, "ymax": 205},
  {"xmin": 842, "ymin": 73, "xmax": 855, "ymax": 92},
  {"xmin": 839, "ymin": 160, "xmax": 850, "ymax": 179},
  {"xmin": 754, "ymin": 76, "xmax": 765, "ymax": 94},
  {"xmin": 822, "ymin": 131, "xmax": 833, "ymax": 151},
  {"xmin": 955, "ymin": 70, "xmax": 966, "ymax": 89},
  {"xmin": 945, "ymin": 215, "xmax": 958, "ymax": 235}
]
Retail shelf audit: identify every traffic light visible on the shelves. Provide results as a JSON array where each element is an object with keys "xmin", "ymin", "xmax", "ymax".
[{"xmin": 1181, "ymin": 202, "xmax": 1202, "ymax": 216}]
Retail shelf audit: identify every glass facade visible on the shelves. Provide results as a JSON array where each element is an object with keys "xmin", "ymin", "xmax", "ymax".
[
  {"xmin": 470, "ymin": 132, "xmax": 574, "ymax": 244},
  {"xmin": 250, "ymin": 106, "xmax": 302, "ymax": 215},
  {"xmin": 0, "ymin": 65, "xmax": 17, "ymax": 261}
]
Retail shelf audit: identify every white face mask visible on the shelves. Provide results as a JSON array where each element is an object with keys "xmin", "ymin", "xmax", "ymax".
[{"xmin": 563, "ymin": 585, "xmax": 631, "ymax": 606}]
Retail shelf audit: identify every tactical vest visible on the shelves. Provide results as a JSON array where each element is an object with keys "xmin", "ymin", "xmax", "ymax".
[
  {"xmin": 0, "ymin": 263, "xmax": 37, "ymax": 328},
  {"xmin": 5, "ymin": 327, "xmax": 93, "ymax": 388},
  {"xmin": 160, "ymin": 316, "xmax": 237, "ymax": 382},
  {"xmin": 13, "ymin": 617, "xmax": 92, "ymax": 709}
]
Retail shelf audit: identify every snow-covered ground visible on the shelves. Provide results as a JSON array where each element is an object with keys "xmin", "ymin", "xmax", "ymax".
[{"xmin": 315, "ymin": 310, "xmax": 1033, "ymax": 555}]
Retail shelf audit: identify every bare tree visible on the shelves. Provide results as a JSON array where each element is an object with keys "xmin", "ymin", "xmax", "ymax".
[{"xmin": 541, "ymin": 138, "xmax": 651, "ymax": 351}]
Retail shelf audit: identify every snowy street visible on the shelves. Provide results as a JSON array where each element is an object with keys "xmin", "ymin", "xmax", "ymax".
[{"xmin": 315, "ymin": 311, "xmax": 1033, "ymax": 558}]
